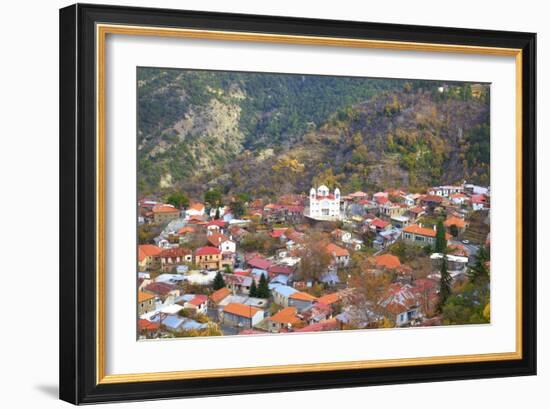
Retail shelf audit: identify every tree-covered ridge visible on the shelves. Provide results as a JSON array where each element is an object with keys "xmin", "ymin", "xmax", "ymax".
[{"xmin": 137, "ymin": 67, "xmax": 490, "ymax": 199}]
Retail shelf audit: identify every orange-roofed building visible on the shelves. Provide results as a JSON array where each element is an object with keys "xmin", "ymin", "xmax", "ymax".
[
  {"xmin": 137, "ymin": 291, "xmax": 157, "ymax": 315},
  {"xmin": 317, "ymin": 292, "xmax": 340, "ymax": 306},
  {"xmin": 177, "ymin": 226, "xmax": 195, "ymax": 235},
  {"xmin": 402, "ymin": 224, "xmax": 451, "ymax": 247},
  {"xmin": 268, "ymin": 307, "xmax": 304, "ymax": 332},
  {"xmin": 375, "ymin": 254, "xmax": 402, "ymax": 270},
  {"xmin": 138, "ymin": 319, "xmax": 160, "ymax": 333},
  {"xmin": 194, "ymin": 246, "xmax": 222, "ymax": 270},
  {"xmin": 138, "ymin": 244, "xmax": 163, "ymax": 270},
  {"xmin": 325, "ymin": 243, "xmax": 350, "ymax": 267},
  {"xmin": 289, "ymin": 291, "xmax": 317, "ymax": 311},
  {"xmin": 186, "ymin": 202, "xmax": 205, "ymax": 218},
  {"xmin": 152, "ymin": 204, "xmax": 180, "ymax": 224},
  {"xmin": 444, "ymin": 216, "xmax": 468, "ymax": 233},
  {"xmin": 209, "ymin": 287, "xmax": 231, "ymax": 305},
  {"xmin": 221, "ymin": 303, "xmax": 264, "ymax": 328}
]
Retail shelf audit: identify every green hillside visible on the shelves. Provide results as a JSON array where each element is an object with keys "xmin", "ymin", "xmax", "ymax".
[{"xmin": 137, "ymin": 68, "xmax": 490, "ymax": 199}]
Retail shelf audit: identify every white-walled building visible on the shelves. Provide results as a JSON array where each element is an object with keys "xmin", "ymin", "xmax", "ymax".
[{"xmin": 307, "ymin": 185, "xmax": 341, "ymax": 220}]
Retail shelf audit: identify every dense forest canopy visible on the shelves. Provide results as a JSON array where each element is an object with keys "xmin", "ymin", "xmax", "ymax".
[{"xmin": 137, "ymin": 67, "xmax": 490, "ymax": 200}]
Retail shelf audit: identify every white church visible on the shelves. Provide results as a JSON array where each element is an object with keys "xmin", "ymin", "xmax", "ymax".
[{"xmin": 306, "ymin": 185, "xmax": 341, "ymax": 220}]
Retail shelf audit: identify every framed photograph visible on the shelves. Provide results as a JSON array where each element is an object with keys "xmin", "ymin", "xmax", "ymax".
[{"xmin": 59, "ymin": 3, "xmax": 536, "ymax": 404}]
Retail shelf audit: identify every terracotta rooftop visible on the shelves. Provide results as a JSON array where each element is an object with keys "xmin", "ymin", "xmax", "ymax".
[
  {"xmin": 177, "ymin": 226, "xmax": 195, "ymax": 235},
  {"xmin": 223, "ymin": 302, "xmax": 260, "ymax": 318},
  {"xmin": 152, "ymin": 204, "xmax": 179, "ymax": 213},
  {"xmin": 289, "ymin": 291, "xmax": 317, "ymax": 302},
  {"xmin": 269, "ymin": 307, "xmax": 302, "ymax": 325},
  {"xmin": 444, "ymin": 216, "xmax": 466, "ymax": 228},
  {"xmin": 316, "ymin": 292, "xmax": 340, "ymax": 305},
  {"xmin": 207, "ymin": 233, "xmax": 230, "ymax": 247},
  {"xmin": 138, "ymin": 244, "xmax": 162, "ymax": 262},
  {"xmin": 326, "ymin": 243, "xmax": 350, "ymax": 258},
  {"xmin": 138, "ymin": 291, "xmax": 156, "ymax": 303},
  {"xmin": 375, "ymin": 254, "xmax": 402, "ymax": 270},
  {"xmin": 209, "ymin": 287, "xmax": 231, "ymax": 304},
  {"xmin": 187, "ymin": 294, "xmax": 208, "ymax": 306},
  {"xmin": 403, "ymin": 224, "xmax": 451, "ymax": 239}
]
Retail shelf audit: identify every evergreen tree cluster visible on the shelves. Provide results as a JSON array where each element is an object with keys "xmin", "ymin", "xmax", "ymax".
[{"xmin": 249, "ymin": 273, "xmax": 270, "ymax": 298}]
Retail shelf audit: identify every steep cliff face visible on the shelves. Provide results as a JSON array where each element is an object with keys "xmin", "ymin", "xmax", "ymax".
[{"xmin": 137, "ymin": 68, "xmax": 490, "ymax": 198}]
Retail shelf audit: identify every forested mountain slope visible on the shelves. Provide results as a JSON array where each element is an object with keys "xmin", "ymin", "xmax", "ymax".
[{"xmin": 137, "ymin": 68, "xmax": 490, "ymax": 199}]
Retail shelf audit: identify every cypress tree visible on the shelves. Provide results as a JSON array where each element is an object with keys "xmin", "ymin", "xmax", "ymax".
[
  {"xmin": 249, "ymin": 280, "xmax": 258, "ymax": 297},
  {"xmin": 438, "ymin": 253, "xmax": 452, "ymax": 312},
  {"xmin": 257, "ymin": 273, "xmax": 270, "ymax": 299},
  {"xmin": 212, "ymin": 271, "xmax": 225, "ymax": 290},
  {"xmin": 435, "ymin": 220, "xmax": 447, "ymax": 253}
]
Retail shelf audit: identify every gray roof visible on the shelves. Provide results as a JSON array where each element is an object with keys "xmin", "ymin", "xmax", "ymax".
[
  {"xmin": 181, "ymin": 320, "xmax": 208, "ymax": 331},
  {"xmin": 162, "ymin": 315, "xmax": 185, "ymax": 330},
  {"xmin": 273, "ymin": 285, "xmax": 298, "ymax": 297}
]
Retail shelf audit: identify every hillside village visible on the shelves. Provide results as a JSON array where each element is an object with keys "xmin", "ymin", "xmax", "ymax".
[{"xmin": 137, "ymin": 182, "xmax": 491, "ymax": 339}]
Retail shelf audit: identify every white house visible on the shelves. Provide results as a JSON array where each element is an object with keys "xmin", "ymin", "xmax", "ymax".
[
  {"xmin": 428, "ymin": 185, "xmax": 464, "ymax": 197},
  {"xmin": 185, "ymin": 203, "xmax": 205, "ymax": 218},
  {"xmin": 271, "ymin": 285, "xmax": 298, "ymax": 307},
  {"xmin": 219, "ymin": 238, "xmax": 236, "ymax": 254},
  {"xmin": 307, "ymin": 185, "xmax": 341, "ymax": 220}
]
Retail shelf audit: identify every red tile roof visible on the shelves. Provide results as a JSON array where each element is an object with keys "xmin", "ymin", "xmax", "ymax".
[
  {"xmin": 138, "ymin": 244, "xmax": 162, "ymax": 262},
  {"xmin": 207, "ymin": 233, "xmax": 230, "ymax": 247},
  {"xmin": 207, "ymin": 219, "xmax": 227, "ymax": 228},
  {"xmin": 195, "ymin": 246, "xmax": 221, "ymax": 256},
  {"xmin": 295, "ymin": 318, "xmax": 339, "ymax": 332},
  {"xmin": 187, "ymin": 294, "xmax": 208, "ymax": 306},
  {"xmin": 138, "ymin": 319, "xmax": 160, "ymax": 331},
  {"xmin": 326, "ymin": 243, "xmax": 350, "ymax": 258},
  {"xmin": 268, "ymin": 265, "xmax": 294, "ymax": 276},
  {"xmin": 152, "ymin": 204, "xmax": 179, "ymax": 213},
  {"xmin": 403, "ymin": 224, "xmax": 451, "ymax": 239},
  {"xmin": 371, "ymin": 218, "xmax": 390, "ymax": 229},
  {"xmin": 270, "ymin": 228, "xmax": 288, "ymax": 238},
  {"xmin": 375, "ymin": 254, "xmax": 402, "ymax": 270},
  {"xmin": 247, "ymin": 256, "xmax": 272, "ymax": 270}
]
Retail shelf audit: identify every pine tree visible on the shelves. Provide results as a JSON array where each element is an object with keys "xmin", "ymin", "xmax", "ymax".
[
  {"xmin": 249, "ymin": 280, "xmax": 258, "ymax": 298},
  {"xmin": 257, "ymin": 273, "xmax": 270, "ymax": 299},
  {"xmin": 435, "ymin": 220, "xmax": 447, "ymax": 253},
  {"xmin": 438, "ymin": 253, "xmax": 452, "ymax": 312},
  {"xmin": 212, "ymin": 271, "xmax": 225, "ymax": 290}
]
